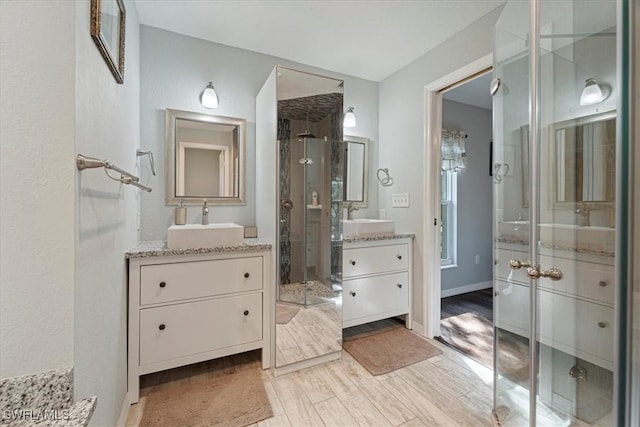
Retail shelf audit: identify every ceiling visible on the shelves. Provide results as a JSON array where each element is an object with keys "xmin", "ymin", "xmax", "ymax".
[
  {"xmin": 442, "ymin": 72, "xmax": 493, "ymax": 110},
  {"xmin": 135, "ymin": 0, "xmax": 506, "ymax": 82}
]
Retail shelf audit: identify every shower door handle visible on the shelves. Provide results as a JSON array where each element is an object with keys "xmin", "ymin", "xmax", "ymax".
[
  {"xmin": 526, "ymin": 266, "xmax": 563, "ymax": 281},
  {"xmin": 281, "ymin": 199, "xmax": 293, "ymax": 210}
]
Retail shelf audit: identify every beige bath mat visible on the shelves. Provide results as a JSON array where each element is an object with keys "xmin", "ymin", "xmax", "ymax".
[
  {"xmin": 343, "ymin": 327, "xmax": 442, "ymax": 375},
  {"xmin": 136, "ymin": 365, "xmax": 273, "ymax": 427}
]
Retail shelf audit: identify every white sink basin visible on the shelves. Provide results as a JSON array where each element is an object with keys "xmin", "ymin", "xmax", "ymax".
[
  {"xmin": 497, "ymin": 220, "xmax": 530, "ymax": 241},
  {"xmin": 539, "ymin": 223, "xmax": 615, "ymax": 253},
  {"xmin": 343, "ymin": 219, "xmax": 395, "ymax": 237},
  {"xmin": 167, "ymin": 223, "xmax": 244, "ymax": 249}
]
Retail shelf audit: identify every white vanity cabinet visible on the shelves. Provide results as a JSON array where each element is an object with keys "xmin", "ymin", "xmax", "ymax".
[
  {"xmin": 495, "ymin": 242, "xmax": 615, "ymax": 370},
  {"xmin": 127, "ymin": 248, "xmax": 271, "ymax": 403},
  {"xmin": 342, "ymin": 237, "xmax": 413, "ymax": 328}
]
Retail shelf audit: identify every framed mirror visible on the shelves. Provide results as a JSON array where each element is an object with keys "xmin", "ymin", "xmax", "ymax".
[
  {"xmin": 551, "ymin": 111, "xmax": 616, "ymax": 207},
  {"xmin": 344, "ymin": 135, "xmax": 369, "ymax": 208},
  {"xmin": 165, "ymin": 109, "xmax": 245, "ymax": 205}
]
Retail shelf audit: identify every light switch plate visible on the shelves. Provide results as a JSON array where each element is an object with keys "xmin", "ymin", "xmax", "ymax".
[{"xmin": 392, "ymin": 193, "xmax": 410, "ymax": 208}]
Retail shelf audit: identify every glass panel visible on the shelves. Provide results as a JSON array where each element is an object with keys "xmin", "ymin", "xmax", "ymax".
[
  {"xmin": 275, "ymin": 137, "xmax": 343, "ymax": 368},
  {"xmin": 535, "ymin": 1, "xmax": 617, "ymax": 425},
  {"xmin": 493, "ymin": 0, "xmax": 532, "ymax": 424}
]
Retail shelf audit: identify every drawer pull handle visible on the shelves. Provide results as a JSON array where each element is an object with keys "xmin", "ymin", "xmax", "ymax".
[
  {"xmin": 158, "ymin": 324, "xmax": 166, "ymax": 331},
  {"xmin": 350, "ymin": 291, "xmax": 356, "ymax": 297},
  {"xmin": 397, "ymin": 255, "xmax": 402, "ymax": 260},
  {"xmin": 397, "ymin": 283, "xmax": 403, "ymax": 288},
  {"xmin": 350, "ymin": 260, "xmax": 356, "ymax": 266},
  {"xmin": 598, "ymin": 322, "xmax": 607, "ymax": 329},
  {"xmin": 244, "ymin": 310, "xmax": 250, "ymax": 316},
  {"xmin": 244, "ymin": 272, "xmax": 250, "ymax": 278},
  {"xmin": 598, "ymin": 281, "xmax": 607, "ymax": 287},
  {"xmin": 159, "ymin": 281, "xmax": 166, "ymax": 288}
]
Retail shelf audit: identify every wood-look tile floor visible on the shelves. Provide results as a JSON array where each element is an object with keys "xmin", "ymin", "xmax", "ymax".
[{"xmin": 128, "ymin": 333, "xmax": 496, "ymax": 426}]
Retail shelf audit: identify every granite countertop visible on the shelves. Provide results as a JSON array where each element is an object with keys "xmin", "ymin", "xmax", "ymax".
[
  {"xmin": 343, "ymin": 232, "xmax": 415, "ymax": 243},
  {"xmin": 0, "ymin": 367, "xmax": 96, "ymax": 427},
  {"xmin": 125, "ymin": 238, "xmax": 272, "ymax": 259},
  {"xmin": 495, "ymin": 237, "xmax": 615, "ymax": 258}
]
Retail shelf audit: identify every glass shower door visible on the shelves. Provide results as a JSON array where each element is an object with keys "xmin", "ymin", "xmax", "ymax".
[
  {"xmin": 492, "ymin": 0, "xmax": 532, "ymax": 424},
  {"xmin": 493, "ymin": 1, "xmax": 618, "ymax": 425}
]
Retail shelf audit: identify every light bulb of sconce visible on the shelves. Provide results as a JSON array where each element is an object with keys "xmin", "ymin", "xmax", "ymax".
[
  {"xmin": 579, "ymin": 78, "xmax": 606, "ymax": 106},
  {"xmin": 200, "ymin": 82, "xmax": 219, "ymax": 108},
  {"xmin": 343, "ymin": 106, "xmax": 356, "ymax": 128}
]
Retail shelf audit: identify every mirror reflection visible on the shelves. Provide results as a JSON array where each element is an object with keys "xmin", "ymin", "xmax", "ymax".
[
  {"xmin": 553, "ymin": 112, "xmax": 616, "ymax": 204},
  {"xmin": 344, "ymin": 136, "xmax": 368, "ymax": 206},
  {"xmin": 165, "ymin": 109, "xmax": 245, "ymax": 205}
]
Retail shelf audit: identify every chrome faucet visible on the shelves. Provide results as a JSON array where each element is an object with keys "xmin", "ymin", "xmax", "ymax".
[
  {"xmin": 575, "ymin": 202, "xmax": 590, "ymax": 227},
  {"xmin": 202, "ymin": 200, "xmax": 209, "ymax": 225},
  {"xmin": 345, "ymin": 202, "xmax": 359, "ymax": 220}
]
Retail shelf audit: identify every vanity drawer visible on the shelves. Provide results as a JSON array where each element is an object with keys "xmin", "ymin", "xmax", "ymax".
[
  {"xmin": 536, "ymin": 256, "xmax": 614, "ymax": 305},
  {"xmin": 140, "ymin": 257, "xmax": 263, "ymax": 305},
  {"xmin": 343, "ymin": 244, "xmax": 408, "ymax": 278},
  {"xmin": 139, "ymin": 293, "xmax": 262, "ymax": 366},
  {"xmin": 496, "ymin": 249, "xmax": 614, "ymax": 305},
  {"xmin": 343, "ymin": 272, "xmax": 409, "ymax": 324},
  {"xmin": 538, "ymin": 291, "xmax": 614, "ymax": 369}
]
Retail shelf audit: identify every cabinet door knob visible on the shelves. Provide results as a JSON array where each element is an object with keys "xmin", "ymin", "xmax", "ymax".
[
  {"xmin": 244, "ymin": 310, "xmax": 250, "ymax": 316},
  {"xmin": 598, "ymin": 281, "xmax": 607, "ymax": 287},
  {"xmin": 397, "ymin": 283, "xmax": 403, "ymax": 288},
  {"xmin": 244, "ymin": 272, "xmax": 250, "ymax": 278},
  {"xmin": 350, "ymin": 291, "xmax": 356, "ymax": 297},
  {"xmin": 159, "ymin": 281, "xmax": 166, "ymax": 288},
  {"xmin": 397, "ymin": 255, "xmax": 402, "ymax": 260},
  {"xmin": 158, "ymin": 324, "xmax": 166, "ymax": 331},
  {"xmin": 350, "ymin": 260, "xmax": 356, "ymax": 266},
  {"xmin": 598, "ymin": 321, "xmax": 607, "ymax": 328}
]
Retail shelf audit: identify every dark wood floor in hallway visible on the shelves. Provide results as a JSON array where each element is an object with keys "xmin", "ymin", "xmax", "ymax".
[{"xmin": 440, "ymin": 288, "xmax": 493, "ymax": 321}]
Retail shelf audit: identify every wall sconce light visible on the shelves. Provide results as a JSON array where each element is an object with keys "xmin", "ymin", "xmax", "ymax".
[
  {"xmin": 579, "ymin": 78, "xmax": 608, "ymax": 106},
  {"xmin": 200, "ymin": 81, "xmax": 219, "ymax": 109},
  {"xmin": 343, "ymin": 106, "xmax": 356, "ymax": 128}
]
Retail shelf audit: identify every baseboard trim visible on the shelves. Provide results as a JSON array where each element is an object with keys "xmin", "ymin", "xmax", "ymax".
[
  {"xmin": 116, "ymin": 392, "xmax": 130, "ymax": 427},
  {"xmin": 441, "ymin": 281, "xmax": 492, "ymax": 298},
  {"xmin": 412, "ymin": 320, "xmax": 426, "ymax": 337}
]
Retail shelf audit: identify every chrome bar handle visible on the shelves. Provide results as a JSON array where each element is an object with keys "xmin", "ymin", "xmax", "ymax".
[
  {"xmin": 526, "ymin": 266, "xmax": 563, "ymax": 281},
  {"xmin": 509, "ymin": 259, "xmax": 532, "ymax": 270}
]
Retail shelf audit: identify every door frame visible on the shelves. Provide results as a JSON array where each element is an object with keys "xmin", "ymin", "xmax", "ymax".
[{"xmin": 422, "ymin": 53, "xmax": 493, "ymax": 338}]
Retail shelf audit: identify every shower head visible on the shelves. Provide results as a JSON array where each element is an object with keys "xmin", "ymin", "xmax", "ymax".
[{"xmin": 296, "ymin": 131, "xmax": 316, "ymax": 138}]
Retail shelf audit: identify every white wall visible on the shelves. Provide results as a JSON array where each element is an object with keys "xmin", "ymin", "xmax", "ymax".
[
  {"xmin": 379, "ymin": 6, "xmax": 504, "ymax": 325},
  {"xmin": 441, "ymin": 100, "xmax": 493, "ymax": 293},
  {"xmin": 0, "ymin": 0, "xmax": 76, "ymax": 378},
  {"xmin": 139, "ymin": 26, "xmax": 379, "ymax": 240},
  {"xmin": 73, "ymin": 1, "xmax": 140, "ymax": 425}
]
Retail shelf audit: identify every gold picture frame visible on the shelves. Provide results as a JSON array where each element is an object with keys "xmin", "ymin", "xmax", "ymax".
[{"xmin": 90, "ymin": 0, "xmax": 126, "ymax": 84}]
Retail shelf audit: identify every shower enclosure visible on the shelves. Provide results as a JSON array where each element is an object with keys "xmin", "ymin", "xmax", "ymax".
[
  {"xmin": 277, "ymin": 135, "xmax": 343, "ymax": 306},
  {"xmin": 492, "ymin": 0, "xmax": 632, "ymax": 425}
]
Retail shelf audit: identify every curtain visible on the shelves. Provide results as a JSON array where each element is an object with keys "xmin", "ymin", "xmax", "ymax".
[{"xmin": 441, "ymin": 129, "xmax": 467, "ymax": 172}]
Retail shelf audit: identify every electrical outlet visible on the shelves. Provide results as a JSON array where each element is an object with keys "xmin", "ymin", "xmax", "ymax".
[
  {"xmin": 475, "ymin": 255, "xmax": 480, "ymax": 265},
  {"xmin": 392, "ymin": 193, "xmax": 410, "ymax": 208}
]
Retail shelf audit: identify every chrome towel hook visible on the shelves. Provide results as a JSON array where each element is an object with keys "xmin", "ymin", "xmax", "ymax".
[{"xmin": 376, "ymin": 168, "xmax": 393, "ymax": 186}]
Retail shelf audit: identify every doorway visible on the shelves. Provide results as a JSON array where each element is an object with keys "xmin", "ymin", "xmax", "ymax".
[{"xmin": 434, "ymin": 72, "xmax": 495, "ymax": 368}]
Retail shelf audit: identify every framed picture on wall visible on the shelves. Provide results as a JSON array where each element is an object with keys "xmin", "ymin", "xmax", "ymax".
[{"xmin": 90, "ymin": 0, "xmax": 126, "ymax": 84}]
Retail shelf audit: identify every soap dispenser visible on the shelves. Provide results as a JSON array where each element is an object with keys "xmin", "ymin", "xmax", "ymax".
[{"xmin": 174, "ymin": 200, "xmax": 186, "ymax": 225}]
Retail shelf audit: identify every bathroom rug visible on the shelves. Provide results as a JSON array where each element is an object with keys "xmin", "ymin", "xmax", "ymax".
[
  {"xmin": 131, "ymin": 356, "xmax": 272, "ymax": 427},
  {"xmin": 343, "ymin": 327, "xmax": 442, "ymax": 375}
]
